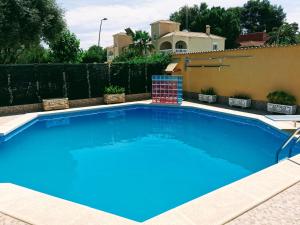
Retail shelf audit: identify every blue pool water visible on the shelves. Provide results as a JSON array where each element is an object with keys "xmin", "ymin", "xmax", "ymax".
[{"xmin": 0, "ymin": 105, "xmax": 299, "ymax": 222}]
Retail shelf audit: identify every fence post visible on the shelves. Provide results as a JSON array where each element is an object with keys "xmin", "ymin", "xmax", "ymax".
[
  {"xmin": 128, "ymin": 64, "xmax": 131, "ymax": 94},
  {"xmin": 62, "ymin": 64, "xmax": 68, "ymax": 98},
  {"xmin": 145, "ymin": 63, "xmax": 148, "ymax": 93},
  {"xmin": 86, "ymin": 64, "xmax": 92, "ymax": 98},
  {"xmin": 108, "ymin": 63, "xmax": 111, "ymax": 85},
  {"xmin": 34, "ymin": 64, "xmax": 41, "ymax": 102},
  {"xmin": 7, "ymin": 66, "xmax": 13, "ymax": 105}
]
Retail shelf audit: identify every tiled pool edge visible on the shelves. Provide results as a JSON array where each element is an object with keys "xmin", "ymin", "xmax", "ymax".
[
  {"xmin": 0, "ymin": 101, "xmax": 150, "ymax": 137},
  {"xmin": 0, "ymin": 184, "xmax": 139, "ymax": 225},
  {"xmin": 0, "ymin": 101, "xmax": 299, "ymax": 225},
  {"xmin": 0, "ymin": 100, "xmax": 298, "ymax": 137}
]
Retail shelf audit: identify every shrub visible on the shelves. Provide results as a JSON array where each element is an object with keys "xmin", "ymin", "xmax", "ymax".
[
  {"xmin": 201, "ymin": 88, "xmax": 217, "ymax": 95},
  {"xmin": 129, "ymin": 53, "xmax": 172, "ymax": 65},
  {"xmin": 104, "ymin": 85, "xmax": 125, "ymax": 94},
  {"xmin": 232, "ymin": 94, "xmax": 251, "ymax": 99},
  {"xmin": 113, "ymin": 52, "xmax": 172, "ymax": 65},
  {"xmin": 267, "ymin": 91, "xmax": 296, "ymax": 105},
  {"xmin": 81, "ymin": 45, "xmax": 107, "ymax": 63}
]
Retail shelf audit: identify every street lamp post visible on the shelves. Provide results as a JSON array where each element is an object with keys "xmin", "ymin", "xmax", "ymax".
[{"xmin": 98, "ymin": 18, "xmax": 108, "ymax": 47}]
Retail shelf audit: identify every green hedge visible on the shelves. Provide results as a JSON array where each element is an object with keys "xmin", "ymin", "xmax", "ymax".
[
  {"xmin": 0, "ymin": 66, "xmax": 10, "ymax": 106},
  {"xmin": 0, "ymin": 63, "xmax": 166, "ymax": 106}
]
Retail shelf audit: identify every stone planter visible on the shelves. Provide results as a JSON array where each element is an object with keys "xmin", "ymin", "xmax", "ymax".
[
  {"xmin": 198, "ymin": 94, "xmax": 217, "ymax": 103},
  {"xmin": 42, "ymin": 98, "xmax": 69, "ymax": 111},
  {"xmin": 267, "ymin": 103, "xmax": 297, "ymax": 115},
  {"xmin": 104, "ymin": 93, "xmax": 125, "ymax": 104},
  {"xmin": 229, "ymin": 98, "xmax": 251, "ymax": 108}
]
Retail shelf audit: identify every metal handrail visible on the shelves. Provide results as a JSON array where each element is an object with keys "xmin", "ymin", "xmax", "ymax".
[{"xmin": 276, "ymin": 128, "xmax": 300, "ymax": 163}]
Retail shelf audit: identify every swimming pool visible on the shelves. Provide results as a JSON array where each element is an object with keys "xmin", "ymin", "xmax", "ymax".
[{"xmin": 0, "ymin": 105, "xmax": 299, "ymax": 222}]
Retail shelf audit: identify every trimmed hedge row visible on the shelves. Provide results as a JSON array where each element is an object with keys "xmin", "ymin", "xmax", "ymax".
[{"xmin": 0, "ymin": 63, "xmax": 166, "ymax": 106}]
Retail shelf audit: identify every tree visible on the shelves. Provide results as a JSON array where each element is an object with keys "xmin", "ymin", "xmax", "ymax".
[
  {"xmin": 17, "ymin": 45, "xmax": 50, "ymax": 64},
  {"xmin": 125, "ymin": 28, "xmax": 154, "ymax": 56},
  {"xmin": 297, "ymin": 34, "xmax": 300, "ymax": 43},
  {"xmin": 81, "ymin": 45, "xmax": 107, "ymax": 63},
  {"xmin": 170, "ymin": 4, "xmax": 206, "ymax": 31},
  {"xmin": 170, "ymin": 3, "xmax": 241, "ymax": 49},
  {"xmin": 241, "ymin": 0, "xmax": 286, "ymax": 33},
  {"xmin": 0, "ymin": 0, "xmax": 65, "ymax": 64},
  {"xmin": 49, "ymin": 30, "xmax": 82, "ymax": 63},
  {"xmin": 268, "ymin": 23, "xmax": 299, "ymax": 45}
]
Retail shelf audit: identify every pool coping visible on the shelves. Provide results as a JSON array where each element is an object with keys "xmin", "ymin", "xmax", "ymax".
[
  {"xmin": 0, "ymin": 100, "xmax": 297, "ymax": 137},
  {"xmin": 0, "ymin": 101, "xmax": 300, "ymax": 225}
]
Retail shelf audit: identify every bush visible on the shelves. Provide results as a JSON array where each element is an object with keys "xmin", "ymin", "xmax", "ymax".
[
  {"xmin": 201, "ymin": 87, "xmax": 217, "ymax": 95},
  {"xmin": 81, "ymin": 45, "xmax": 107, "ymax": 63},
  {"xmin": 232, "ymin": 94, "xmax": 251, "ymax": 99},
  {"xmin": 17, "ymin": 45, "xmax": 51, "ymax": 64},
  {"xmin": 113, "ymin": 52, "xmax": 172, "ymax": 65},
  {"xmin": 104, "ymin": 85, "xmax": 125, "ymax": 94},
  {"xmin": 129, "ymin": 53, "xmax": 172, "ymax": 65},
  {"xmin": 267, "ymin": 91, "xmax": 296, "ymax": 105}
]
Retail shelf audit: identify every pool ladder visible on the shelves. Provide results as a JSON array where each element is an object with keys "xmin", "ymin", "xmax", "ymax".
[{"xmin": 276, "ymin": 128, "xmax": 300, "ymax": 163}]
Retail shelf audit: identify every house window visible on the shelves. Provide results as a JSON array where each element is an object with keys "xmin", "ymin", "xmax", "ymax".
[
  {"xmin": 177, "ymin": 43, "xmax": 184, "ymax": 49},
  {"xmin": 213, "ymin": 43, "xmax": 218, "ymax": 51},
  {"xmin": 175, "ymin": 41, "xmax": 187, "ymax": 49}
]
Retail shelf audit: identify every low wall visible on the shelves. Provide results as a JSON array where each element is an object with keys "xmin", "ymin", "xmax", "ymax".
[
  {"xmin": 173, "ymin": 45, "xmax": 300, "ymax": 113},
  {"xmin": 0, "ymin": 93, "xmax": 151, "ymax": 116},
  {"xmin": 184, "ymin": 91, "xmax": 300, "ymax": 113}
]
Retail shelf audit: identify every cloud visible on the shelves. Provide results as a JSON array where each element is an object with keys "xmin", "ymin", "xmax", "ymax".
[{"xmin": 62, "ymin": 0, "xmax": 300, "ymax": 49}]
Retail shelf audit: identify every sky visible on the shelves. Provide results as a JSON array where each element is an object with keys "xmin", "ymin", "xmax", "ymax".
[{"xmin": 56, "ymin": 0, "xmax": 300, "ymax": 49}]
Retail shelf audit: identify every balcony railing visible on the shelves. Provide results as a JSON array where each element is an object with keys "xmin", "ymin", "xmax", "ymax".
[
  {"xmin": 160, "ymin": 49, "xmax": 188, "ymax": 54},
  {"xmin": 160, "ymin": 49, "xmax": 173, "ymax": 54},
  {"xmin": 175, "ymin": 49, "xmax": 188, "ymax": 53}
]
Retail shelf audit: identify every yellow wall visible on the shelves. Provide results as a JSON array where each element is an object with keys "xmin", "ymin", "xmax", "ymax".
[
  {"xmin": 114, "ymin": 33, "xmax": 132, "ymax": 53},
  {"xmin": 173, "ymin": 45, "xmax": 300, "ymax": 103},
  {"xmin": 151, "ymin": 21, "xmax": 180, "ymax": 41},
  {"xmin": 188, "ymin": 37, "xmax": 225, "ymax": 52}
]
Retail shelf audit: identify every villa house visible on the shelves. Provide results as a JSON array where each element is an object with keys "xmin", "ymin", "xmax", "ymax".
[
  {"xmin": 107, "ymin": 32, "xmax": 133, "ymax": 62},
  {"xmin": 151, "ymin": 20, "xmax": 225, "ymax": 54},
  {"xmin": 107, "ymin": 20, "xmax": 225, "ymax": 61}
]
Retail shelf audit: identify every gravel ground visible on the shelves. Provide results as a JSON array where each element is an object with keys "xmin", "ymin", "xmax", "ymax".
[{"xmin": 226, "ymin": 182, "xmax": 300, "ymax": 225}]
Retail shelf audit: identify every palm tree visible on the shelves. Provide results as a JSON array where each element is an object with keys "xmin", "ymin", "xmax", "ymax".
[{"xmin": 125, "ymin": 28, "xmax": 154, "ymax": 56}]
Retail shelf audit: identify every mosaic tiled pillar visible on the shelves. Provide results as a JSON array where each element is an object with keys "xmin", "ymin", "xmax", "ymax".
[{"xmin": 152, "ymin": 75, "xmax": 183, "ymax": 105}]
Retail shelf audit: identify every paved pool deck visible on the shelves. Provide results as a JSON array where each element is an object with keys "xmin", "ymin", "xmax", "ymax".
[
  {"xmin": 0, "ymin": 212, "xmax": 29, "ymax": 225},
  {"xmin": 0, "ymin": 100, "xmax": 300, "ymax": 225},
  {"xmin": 1, "ymin": 181, "xmax": 299, "ymax": 225}
]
